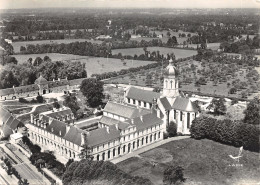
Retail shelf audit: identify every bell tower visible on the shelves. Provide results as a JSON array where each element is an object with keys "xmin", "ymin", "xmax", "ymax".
[{"xmin": 162, "ymin": 58, "xmax": 179, "ymax": 98}]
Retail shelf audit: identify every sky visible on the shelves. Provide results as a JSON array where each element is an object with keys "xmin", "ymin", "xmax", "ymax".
[{"xmin": 0, "ymin": 0, "xmax": 260, "ymax": 9}]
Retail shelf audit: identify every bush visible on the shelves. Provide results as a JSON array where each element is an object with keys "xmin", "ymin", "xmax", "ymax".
[
  {"xmin": 163, "ymin": 165, "xmax": 186, "ymax": 185},
  {"xmin": 190, "ymin": 116, "xmax": 260, "ymax": 152},
  {"xmin": 36, "ymin": 95, "xmax": 44, "ymax": 103},
  {"xmin": 19, "ymin": 98, "xmax": 28, "ymax": 103},
  {"xmin": 167, "ymin": 121, "xmax": 177, "ymax": 137}
]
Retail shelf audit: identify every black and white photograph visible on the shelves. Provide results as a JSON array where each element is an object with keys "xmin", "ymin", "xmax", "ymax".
[{"xmin": 0, "ymin": 0, "xmax": 259, "ymax": 184}]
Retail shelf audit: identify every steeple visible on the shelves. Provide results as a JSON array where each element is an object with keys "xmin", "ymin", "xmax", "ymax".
[{"xmin": 162, "ymin": 58, "xmax": 179, "ymax": 98}]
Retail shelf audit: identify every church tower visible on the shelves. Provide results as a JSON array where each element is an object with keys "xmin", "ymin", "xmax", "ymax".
[{"xmin": 162, "ymin": 58, "xmax": 179, "ymax": 99}]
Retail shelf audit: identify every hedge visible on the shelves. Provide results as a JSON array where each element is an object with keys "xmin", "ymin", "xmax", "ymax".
[{"xmin": 190, "ymin": 116, "xmax": 259, "ymax": 152}]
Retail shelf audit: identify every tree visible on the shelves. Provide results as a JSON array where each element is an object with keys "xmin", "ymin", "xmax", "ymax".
[
  {"xmin": 167, "ymin": 121, "xmax": 177, "ymax": 137},
  {"xmin": 65, "ymin": 159, "xmax": 74, "ymax": 169},
  {"xmin": 80, "ymin": 78, "xmax": 104, "ymax": 107},
  {"xmin": 33, "ymin": 57, "xmax": 43, "ymax": 66},
  {"xmin": 207, "ymin": 98, "xmax": 226, "ymax": 115},
  {"xmin": 163, "ymin": 165, "xmax": 186, "ymax": 185},
  {"xmin": 36, "ymin": 95, "xmax": 44, "ymax": 103},
  {"xmin": 64, "ymin": 94, "xmax": 80, "ymax": 117},
  {"xmin": 244, "ymin": 97, "xmax": 260, "ymax": 125}
]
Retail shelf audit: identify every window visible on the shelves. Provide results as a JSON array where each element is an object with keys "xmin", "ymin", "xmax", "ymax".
[
  {"xmin": 133, "ymin": 99, "xmax": 136, "ymax": 104},
  {"xmin": 144, "ymin": 102, "xmax": 147, "ymax": 107},
  {"xmin": 149, "ymin": 103, "xmax": 152, "ymax": 108},
  {"xmin": 174, "ymin": 110, "xmax": 176, "ymax": 119},
  {"xmin": 128, "ymin": 98, "xmax": 130, "ymax": 103},
  {"xmin": 180, "ymin": 111, "xmax": 183, "ymax": 121},
  {"xmin": 97, "ymin": 146, "xmax": 99, "ymax": 151},
  {"xmin": 187, "ymin": 113, "xmax": 190, "ymax": 129},
  {"xmin": 139, "ymin": 101, "xmax": 141, "ymax": 106}
]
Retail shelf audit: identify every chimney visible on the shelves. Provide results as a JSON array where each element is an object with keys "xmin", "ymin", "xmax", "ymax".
[
  {"xmin": 49, "ymin": 117, "xmax": 54, "ymax": 125},
  {"xmin": 157, "ymin": 109, "xmax": 161, "ymax": 118},
  {"xmin": 66, "ymin": 124, "xmax": 70, "ymax": 133},
  {"xmin": 30, "ymin": 114, "xmax": 34, "ymax": 123},
  {"xmin": 106, "ymin": 126, "xmax": 110, "ymax": 133},
  {"xmin": 81, "ymin": 132, "xmax": 86, "ymax": 146}
]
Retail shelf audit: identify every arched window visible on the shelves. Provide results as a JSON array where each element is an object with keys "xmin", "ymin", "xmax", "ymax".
[
  {"xmin": 146, "ymin": 136, "xmax": 148, "ymax": 144},
  {"xmin": 165, "ymin": 80, "xmax": 168, "ymax": 88},
  {"xmin": 108, "ymin": 151, "xmax": 110, "ymax": 159},
  {"xmin": 187, "ymin": 113, "xmax": 190, "ymax": 129},
  {"xmin": 102, "ymin": 153, "xmax": 105, "ymax": 160},
  {"xmin": 158, "ymin": 132, "xmax": 161, "ymax": 139},
  {"xmin": 113, "ymin": 148, "xmax": 116, "ymax": 157},
  {"xmin": 170, "ymin": 80, "xmax": 173, "ymax": 89},
  {"xmin": 123, "ymin": 145, "xmax": 126, "ymax": 153},
  {"xmin": 150, "ymin": 135, "xmax": 152, "ymax": 142},
  {"xmin": 97, "ymin": 154, "xmax": 100, "ymax": 161},
  {"xmin": 174, "ymin": 110, "xmax": 176, "ymax": 119},
  {"xmin": 128, "ymin": 143, "xmax": 131, "ymax": 153},
  {"xmin": 142, "ymin": 138, "xmax": 144, "ymax": 145},
  {"xmin": 137, "ymin": 139, "xmax": 139, "ymax": 148},
  {"xmin": 180, "ymin": 111, "xmax": 183, "ymax": 121},
  {"xmin": 133, "ymin": 141, "xmax": 135, "ymax": 149},
  {"xmin": 154, "ymin": 133, "xmax": 157, "ymax": 141}
]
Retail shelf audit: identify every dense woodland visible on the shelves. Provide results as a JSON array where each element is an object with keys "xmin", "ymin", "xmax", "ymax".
[{"xmin": 0, "ymin": 56, "xmax": 87, "ymax": 89}]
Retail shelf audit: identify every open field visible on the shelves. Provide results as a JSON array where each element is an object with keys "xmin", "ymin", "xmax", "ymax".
[
  {"xmin": 12, "ymin": 39, "xmax": 102, "ymax": 53},
  {"xmin": 117, "ymin": 138, "xmax": 260, "ymax": 185},
  {"xmin": 12, "ymin": 53, "xmax": 155, "ymax": 77},
  {"xmin": 112, "ymin": 47, "xmax": 197, "ymax": 59}
]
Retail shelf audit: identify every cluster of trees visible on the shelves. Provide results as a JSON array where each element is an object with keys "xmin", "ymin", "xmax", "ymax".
[
  {"xmin": 62, "ymin": 159, "xmax": 152, "ymax": 185},
  {"xmin": 220, "ymin": 36, "xmax": 260, "ymax": 54},
  {"xmin": 19, "ymin": 95, "xmax": 44, "ymax": 104},
  {"xmin": 80, "ymin": 78, "xmax": 105, "ymax": 108},
  {"xmin": 1, "ymin": 157, "xmax": 29, "ymax": 184},
  {"xmin": 163, "ymin": 165, "xmax": 186, "ymax": 185},
  {"xmin": 190, "ymin": 111, "xmax": 259, "ymax": 152},
  {"xmin": 0, "ymin": 57, "xmax": 87, "ymax": 89},
  {"xmin": 0, "ymin": 38, "xmax": 14, "ymax": 54}
]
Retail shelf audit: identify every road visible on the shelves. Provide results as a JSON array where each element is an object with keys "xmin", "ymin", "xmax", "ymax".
[
  {"xmin": 0, "ymin": 143, "xmax": 51, "ymax": 185},
  {"xmin": 110, "ymin": 136, "xmax": 190, "ymax": 164}
]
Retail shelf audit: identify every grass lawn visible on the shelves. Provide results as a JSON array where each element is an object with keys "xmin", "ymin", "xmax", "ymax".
[
  {"xmin": 12, "ymin": 39, "xmax": 102, "ymax": 53},
  {"xmin": 112, "ymin": 47, "xmax": 197, "ymax": 59},
  {"xmin": 117, "ymin": 138, "xmax": 260, "ymax": 185},
  {"xmin": 12, "ymin": 53, "xmax": 155, "ymax": 77}
]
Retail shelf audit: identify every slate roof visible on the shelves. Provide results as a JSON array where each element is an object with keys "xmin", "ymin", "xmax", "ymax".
[
  {"xmin": 159, "ymin": 97, "xmax": 172, "ymax": 110},
  {"xmin": 103, "ymin": 102, "xmax": 150, "ymax": 119},
  {"xmin": 100, "ymin": 116, "xmax": 130, "ymax": 130},
  {"xmin": 87, "ymin": 125, "xmax": 120, "ymax": 147},
  {"xmin": 14, "ymin": 84, "xmax": 39, "ymax": 93},
  {"xmin": 46, "ymin": 119, "xmax": 67, "ymax": 137},
  {"xmin": 35, "ymin": 75, "xmax": 48, "ymax": 85},
  {"xmin": 1, "ymin": 108, "xmax": 24, "ymax": 137},
  {"xmin": 172, "ymin": 97, "xmax": 199, "ymax": 112},
  {"xmin": 125, "ymin": 87, "xmax": 160, "ymax": 103},
  {"xmin": 126, "ymin": 113, "xmax": 163, "ymax": 131},
  {"xmin": 0, "ymin": 88, "xmax": 15, "ymax": 96},
  {"xmin": 63, "ymin": 126, "xmax": 85, "ymax": 146}
]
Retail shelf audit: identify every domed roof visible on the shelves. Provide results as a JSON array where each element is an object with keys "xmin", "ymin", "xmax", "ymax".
[
  {"xmin": 164, "ymin": 59, "xmax": 177, "ymax": 77},
  {"xmin": 35, "ymin": 75, "xmax": 48, "ymax": 85}
]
